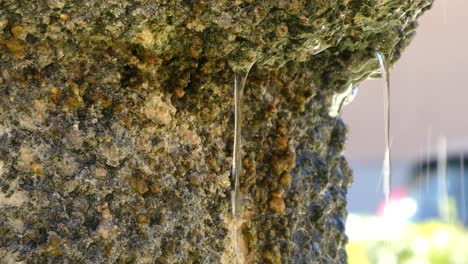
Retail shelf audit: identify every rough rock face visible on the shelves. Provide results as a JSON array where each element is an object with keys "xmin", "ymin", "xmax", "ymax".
[{"xmin": 0, "ymin": 0, "xmax": 431, "ymax": 263}]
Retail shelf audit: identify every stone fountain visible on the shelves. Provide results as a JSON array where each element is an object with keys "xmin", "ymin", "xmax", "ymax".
[{"xmin": 0, "ymin": 1, "xmax": 432, "ymax": 263}]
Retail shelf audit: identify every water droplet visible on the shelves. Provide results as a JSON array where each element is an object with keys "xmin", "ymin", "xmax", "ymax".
[
  {"xmin": 313, "ymin": 41, "xmax": 330, "ymax": 55},
  {"xmin": 305, "ymin": 39, "xmax": 330, "ymax": 55},
  {"xmin": 328, "ymin": 84, "xmax": 359, "ymax": 117}
]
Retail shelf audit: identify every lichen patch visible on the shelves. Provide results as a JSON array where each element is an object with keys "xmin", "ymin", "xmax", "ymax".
[
  {"xmin": 0, "ymin": 160, "xmax": 4, "ymax": 177},
  {"xmin": 143, "ymin": 92, "xmax": 176, "ymax": 125},
  {"xmin": 179, "ymin": 125, "xmax": 201, "ymax": 146},
  {"xmin": 15, "ymin": 146, "xmax": 36, "ymax": 172},
  {"xmin": 133, "ymin": 28, "xmax": 155, "ymax": 49},
  {"xmin": 0, "ymin": 191, "xmax": 28, "ymax": 207}
]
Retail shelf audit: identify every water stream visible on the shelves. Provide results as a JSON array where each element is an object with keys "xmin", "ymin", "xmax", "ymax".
[
  {"xmin": 376, "ymin": 52, "xmax": 392, "ymax": 204},
  {"xmin": 437, "ymin": 136, "xmax": 450, "ymax": 222},
  {"xmin": 426, "ymin": 127, "xmax": 432, "ymax": 193},
  {"xmin": 460, "ymin": 153, "xmax": 466, "ymax": 223},
  {"xmin": 231, "ymin": 63, "xmax": 254, "ymax": 263},
  {"xmin": 231, "ymin": 75, "xmax": 242, "ymax": 261}
]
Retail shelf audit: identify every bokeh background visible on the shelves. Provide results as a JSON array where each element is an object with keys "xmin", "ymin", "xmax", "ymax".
[
  {"xmin": 343, "ymin": 2, "xmax": 468, "ymax": 262},
  {"xmin": 343, "ymin": 0, "xmax": 468, "ymax": 215}
]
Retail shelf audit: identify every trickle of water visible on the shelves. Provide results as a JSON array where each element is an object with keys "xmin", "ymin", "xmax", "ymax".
[
  {"xmin": 460, "ymin": 153, "xmax": 466, "ymax": 223},
  {"xmin": 232, "ymin": 75, "xmax": 242, "ymax": 219},
  {"xmin": 418, "ymin": 146, "xmax": 424, "ymax": 202},
  {"xmin": 328, "ymin": 84, "xmax": 359, "ymax": 118},
  {"xmin": 437, "ymin": 136, "xmax": 450, "ymax": 222},
  {"xmin": 231, "ymin": 75, "xmax": 243, "ymax": 262},
  {"xmin": 426, "ymin": 127, "xmax": 432, "ymax": 192},
  {"xmin": 442, "ymin": 0, "xmax": 448, "ymax": 25},
  {"xmin": 231, "ymin": 62, "xmax": 254, "ymax": 263},
  {"xmin": 376, "ymin": 52, "xmax": 392, "ymax": 204}
]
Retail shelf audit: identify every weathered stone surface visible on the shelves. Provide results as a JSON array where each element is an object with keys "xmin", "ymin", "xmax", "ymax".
[{"xmin": 0, "ymin": 0, "xmax": 431, "ymax": 263}]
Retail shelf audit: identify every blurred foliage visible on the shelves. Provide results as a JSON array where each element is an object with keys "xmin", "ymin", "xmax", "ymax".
[{"xmin": 347, "ymin": 218, "xmax": 468, "ymax": 264}]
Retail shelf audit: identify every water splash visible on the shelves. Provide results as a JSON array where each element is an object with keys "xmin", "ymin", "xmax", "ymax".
[
  {"xmin": 376, "ymin": 52, "xmax": 392, "ymax": 204},
  {"xmin": 328, "ymin": 84, "xmax": 359, "ymax": 117},
  {"xmin": 231, "ymin": 62, "xmax": 254, "ymax": 263}
]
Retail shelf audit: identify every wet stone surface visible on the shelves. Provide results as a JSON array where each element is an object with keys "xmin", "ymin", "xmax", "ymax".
[{"xmin": 0, "ymin": 0, "xmax": 431, "ymax": 263}]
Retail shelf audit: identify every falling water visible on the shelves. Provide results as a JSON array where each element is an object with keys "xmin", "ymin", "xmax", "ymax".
[
  {"xmin": 442, "ymin": 0, "xmax": 448, "ymax": 24},
  {"xmin": 460, "ymin": 153, "xmax": 466, "ymax": 223},
  {"xmin": 418, "ymin": 146, "xmax": 424, "ymax": 202},
  {"xmin": 426, "ymin": 127, "xmax": 432, "ymax": 192},
  {"xmin": 231, "ymin": 75, "xmax": 242, "ymax": 261},
  {"xmin": 376, "ymin": 52, "xmax": 392, "ymax": 204},
  {"xmin": 231, "ymin": 62, "xmax": 254, "ymax": 263},
  {"xmin": 437, "ymin": 136, "xmax": 450, "ymax": 222}
]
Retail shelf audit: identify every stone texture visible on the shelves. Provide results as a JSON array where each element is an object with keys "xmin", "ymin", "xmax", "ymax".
[{"xmin": 0, "ymin": 0, "xmax": 431, "ymax": 263}]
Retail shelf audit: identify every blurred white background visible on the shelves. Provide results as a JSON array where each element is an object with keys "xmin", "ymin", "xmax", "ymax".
[{"xmin": 342, "ymin": 0, "xmax": 468, "ymax": 214}]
